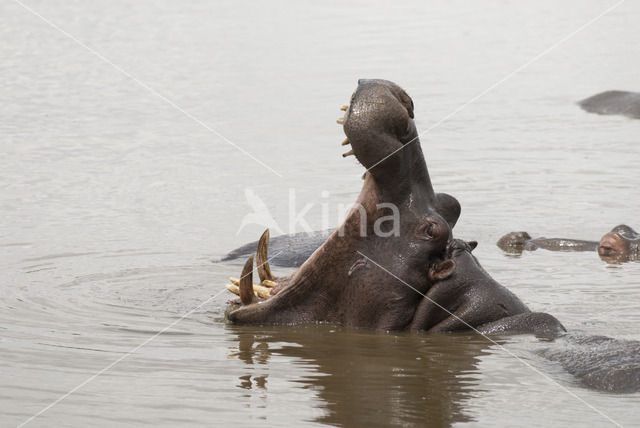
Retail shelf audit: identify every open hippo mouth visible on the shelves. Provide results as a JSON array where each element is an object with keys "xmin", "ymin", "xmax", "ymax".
[{"xmin": 225, "ymin": 79, "xmax": 461, "ymax": 330}]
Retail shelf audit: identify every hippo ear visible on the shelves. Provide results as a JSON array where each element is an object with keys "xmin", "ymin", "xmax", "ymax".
[
  {"xmin": 398, "ymin": 89, "xmax": 415, "ymax": 119},
  {"xmin": 468, "ymin": 241, "xmax": 478, "ymax": 251},
  {"xmin": 429, "ymin": 259, "xmax": 456, "ymax": 281}
]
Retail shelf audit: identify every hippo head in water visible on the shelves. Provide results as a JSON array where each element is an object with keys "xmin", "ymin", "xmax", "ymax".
[
  {"xmin": 598, "ymin": 225, "xmax": 640, "ymax": 262},
  {"xmin": 496, "ymin": 225, "xmax": 640, "ymax": 263},
  {"xmin": 225, "ymin": 79, "xmax": 460, "ymax": 330}
]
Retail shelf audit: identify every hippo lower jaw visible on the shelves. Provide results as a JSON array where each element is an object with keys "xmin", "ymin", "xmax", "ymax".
[
  {"xmin": 227, "ymin": 172, "xmax": 455, "ymax": 330},
  {"xmin": 225, "ymin": 80, "xmax": 459, "ymax": 329}
]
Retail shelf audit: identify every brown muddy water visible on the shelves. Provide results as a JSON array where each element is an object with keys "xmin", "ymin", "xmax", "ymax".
[{"xmin": 1, "ymin": 0, "xmax": 639, "ymax": 426}]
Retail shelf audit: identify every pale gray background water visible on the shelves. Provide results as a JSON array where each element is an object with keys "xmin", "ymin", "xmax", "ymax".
[{"xmin": 1, "ymin": 0, "xmax": 639, "ymax": 426}]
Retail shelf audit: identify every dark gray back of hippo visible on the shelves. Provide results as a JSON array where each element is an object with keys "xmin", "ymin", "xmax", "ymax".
[
  {"xmin": 538, "ymin": 334, "xmax": 640, "ymax": 393},
  {"xmin": 221, "ymin": 229, "xmax": 331, "ymax": 267},
  {"xmin": 579, "ymin": 90, "xmax": 640, "ymax": 119}
]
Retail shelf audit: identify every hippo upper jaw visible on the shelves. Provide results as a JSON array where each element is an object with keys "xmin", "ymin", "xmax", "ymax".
[
  {"xmin": 343, "ymin": 80, "xmax": 429, "ymax": 201},
  {"xmin": 342, "ymin": 79, "xmax": 460, "ymax": 228}
]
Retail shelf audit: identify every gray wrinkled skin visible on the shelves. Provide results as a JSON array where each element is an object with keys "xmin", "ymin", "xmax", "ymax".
[{"xmin": 578, "ymin": 90, "xmax": 640, "ymax": 119}]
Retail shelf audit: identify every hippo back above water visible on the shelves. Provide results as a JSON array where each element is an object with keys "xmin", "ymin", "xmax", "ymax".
[{"xmin": 578, "ymin": 90, "xmax": 640, "ymax": 119}]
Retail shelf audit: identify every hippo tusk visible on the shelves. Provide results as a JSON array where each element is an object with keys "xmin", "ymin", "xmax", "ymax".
[
  {"xmin": 256, "ymin": 229, "xmax": 275, "ymax": 282},
  {"xmin": 239, "ymin": 256, "xmax": 256, "ymax": 305},
  {"xmin": 336, "ymin": 117, "xmax": 344, "ymax": 125},
  {"xmin": 226, "ymin": 283, "xmax": 240, "ymax": 295},
  {"xmin": 341, "ymin": 138, "xmax": 350, "ymax": 146},
  {"xmin": 342, "ymin": 149, "xmax": 354, "ymax": 158},
  {"xmin": 229, "ymin": 229, "xmax": 278, "ymax": 290},
  {"xmin": 340, "ymin": 105, "xmax": 348, "ymax": 111}
]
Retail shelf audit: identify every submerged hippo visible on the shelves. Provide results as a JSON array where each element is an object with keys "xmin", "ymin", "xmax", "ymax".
[
  {"xmin": 409, "ymin": 239, "xmax": 564, "ymax": 337},
  {"xmin": 497, "ymin": 225, "xmax": 640, "ymax": 262},
  {"xmin": 222, "ymin": 229, "xmax": 332, "ymax": 267},
  {"xmin": 223, "ymin": 79, "xmax": 563, "ymax": 335},
  {"xmin": 578, "ymin": 90, "xmax": 640, "ymax": 119}
]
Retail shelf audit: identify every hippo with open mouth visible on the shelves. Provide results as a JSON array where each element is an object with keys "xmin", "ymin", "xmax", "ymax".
[{"xmin": 223, "ymin": 79, "xmax": 564, "ymax": 335}]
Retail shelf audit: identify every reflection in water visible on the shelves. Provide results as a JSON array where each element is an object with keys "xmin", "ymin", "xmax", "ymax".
[{"xmin": 228, "ymin": 325, "xmax": 492, "ymax": 426}]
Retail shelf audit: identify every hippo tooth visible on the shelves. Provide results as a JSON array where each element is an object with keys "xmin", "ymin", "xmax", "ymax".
[
  {"xmin": 239, "ymin": 256, "xmax": 257, "ymax": 305},
  {"xmin": 253, "ymin": 284, "xmax": 272, "ymax": 299},
  {"xmin": 231, "ymin": 274, "xmax": 276, "ymax": 291},
  {"xmin": 340, "ymin": 105, "xmax": 348, "ymax": 111},
  {"xmin": 262, "ymin": 279, "xmax": 278, "ymax": 288},
  {"xmin": 341, "ymin": 138, "xmax": 350, "ymax": 146},
  {"xmin": 342, "ymin": 149, "xmax": 354, "ymax": 158},
  {"xmin": 226, "ymin": 283, "xmax": 240, "ymax": 296},
  {"xmin": 336, "ymin": 117, "xmax": 344, "ymax": 125},
  {"xmin": 226, "ymin": 283, "xmax": 271, "ymax": 300},
  {"xmin": 256, "ymin": 229, "xmax": 275, "ymax": 282}
]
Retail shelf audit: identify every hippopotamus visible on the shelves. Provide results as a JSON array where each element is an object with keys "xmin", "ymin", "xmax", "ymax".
[
  {"xmin": 225, "ymin": 79, "xmax": 461, "ymax": 330},
  {"xmin": 578, "ymin": 90, "xmax": 640, "ymax": 119},
  {"xmin": 409, "ymin": 239, "xmax": 565, "ymax": 337},
  {"xmin": 225, "ymin": 232, "xmax": 640, "ymax": 393},
  {"xmin": 223, "ymin": 79, "xmax": 563, "ymax": 336},
  {"xmin": 497, "ymin": 225, "xmax": 640, "ymax": 262}
]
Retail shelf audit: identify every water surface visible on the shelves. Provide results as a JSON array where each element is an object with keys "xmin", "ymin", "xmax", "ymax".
[{"xmin": 1, "ymin": 0, "xmax": 639, "ymax": 426}]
